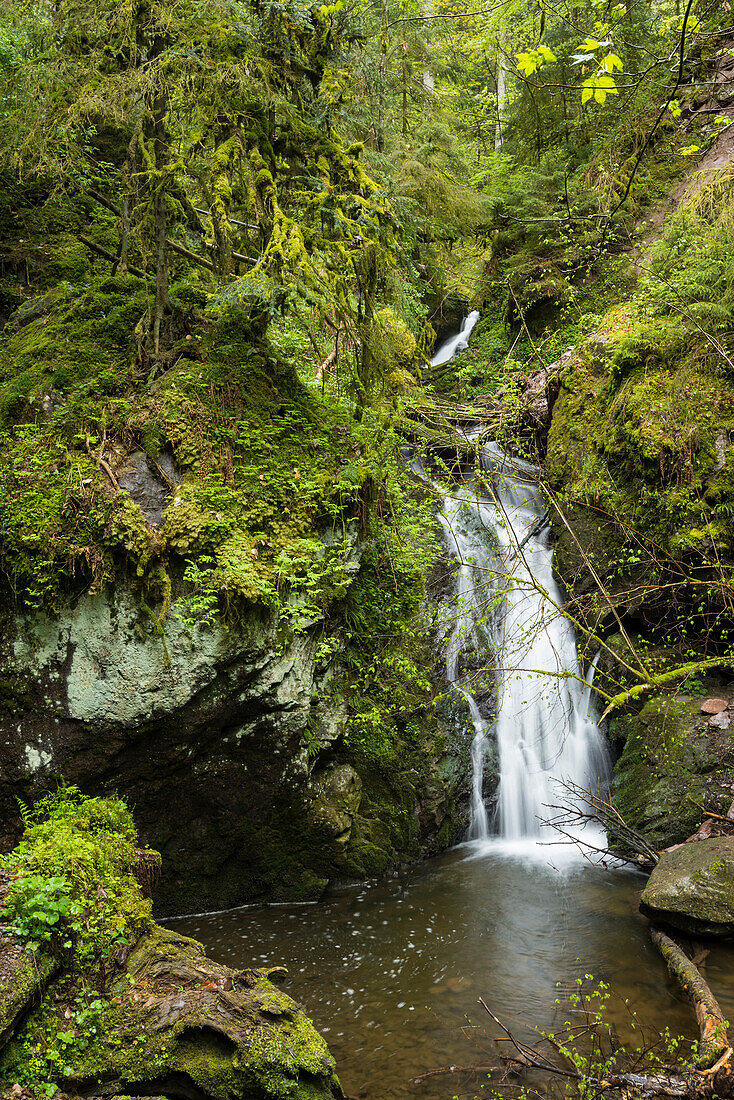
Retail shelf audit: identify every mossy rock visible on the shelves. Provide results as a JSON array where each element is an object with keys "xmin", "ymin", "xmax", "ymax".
[
  {"xmin": 0, "ymin": 797, "xmax": 342, "ymax": 1100},
  {"xmin": 63, "ymin": 926, "xmax": 343, "ymax": 1099},
  {"xmin": 611, "ymin": 686, "xmax": 734, "ymax": 851},
  {"xmin": 640, "ymin": 837, "xmax": 734, "ymax": 937},
  {"xmin": 546, "ymin": 309, "xmax": 734, "ymax": 603}
]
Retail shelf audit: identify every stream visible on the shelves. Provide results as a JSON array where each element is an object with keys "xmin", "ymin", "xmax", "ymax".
[
  {"xmin": 173, "ymin": 319, "xmax": 734, "ymax": 1098},
  {"xmin": 174, "ymin": 854, "xmax": 734, "ymax": 1099}
]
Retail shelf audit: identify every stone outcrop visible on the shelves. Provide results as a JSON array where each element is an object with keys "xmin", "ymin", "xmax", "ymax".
[
  {"xmin": 0, "ymin": 584, "xmax": 465, "ymax": 915},
  {"xmin": 611, "ymin": 685, "xmax": 734, "ymax": 851},
  {"xmin": 641, "ymin": 837, "xmax": 734, "ymax": 937},
  {"xmin": 56, "ymin": 925, "xmax": 345, "ymax": 1100}
]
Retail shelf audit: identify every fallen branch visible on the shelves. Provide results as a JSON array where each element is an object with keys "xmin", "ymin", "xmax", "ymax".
[
  {"xmin": 476, "ymin": 999, "xmax": 729, "ymax": 1098},
  {"xmin": 315, "ymin": 344, "xmax": 337, "ymax": 385},
  {"xmin": 599, "ymin": 655, "xmax": 734, "ymax": 720},
  {"xmin": 542, "ymin": 780, "xmax": 660, "ymax": 866},
  {"xmin": 650, "ymin": 927, "xmax": 732, "ymax": 1071},
  {"xmin": 98, "ymin": 456, "xmax": 120, "ymax": 491},
  {"xmin": 78, "ymin": 235, "xmax": 146, "ymax": 279}
]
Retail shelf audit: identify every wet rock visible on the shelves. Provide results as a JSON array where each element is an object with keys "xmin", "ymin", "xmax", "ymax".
[
  {"xmin": 310, "ymin": 764, "xmax": 363, "ymax": 846},
  {"xmin": 117, "ymin": 450, "xmax": 179, "ymax": 527},
  {"xmin": 611, "ymin": 685, "xmax": 734, "ymax": 850},
  {"xmin": 710, "ymin": 711, "xmax": 731, "ymax": 730},
  {"xmin": 640, "ymin": 837, "xmax": 734, "ymax": 937}
]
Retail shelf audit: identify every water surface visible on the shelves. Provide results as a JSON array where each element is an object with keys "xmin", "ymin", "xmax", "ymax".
[{"xmin": 172, "ymin": 843, "xmax": 734, "ymax": 1099}]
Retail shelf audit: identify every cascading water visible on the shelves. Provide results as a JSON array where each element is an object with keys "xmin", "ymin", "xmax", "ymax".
[
  {"xmin": 430, "ymin": 310, "xmax": 480, "ymax": 366},
  {"xmin": 431, "ymin": 320, "xmax": 610, "ymax": 848}
]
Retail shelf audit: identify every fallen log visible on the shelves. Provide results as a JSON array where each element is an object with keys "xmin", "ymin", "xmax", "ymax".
[{"xmin": 650, "ymin": 926, "xmax": 732, "ymax": 1070}]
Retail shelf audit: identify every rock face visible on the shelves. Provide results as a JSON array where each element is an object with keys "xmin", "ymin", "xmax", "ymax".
[
  {"xmin": 640, "ymin": 838, "xmax": 734, "ymax": 937},
  {"xmin": 0, "ymin": 586, "xmax": 464, "ymax": 914},
  {"xmin": 611, "ymin": 686, "xmax": 734, "ymax": 851}
]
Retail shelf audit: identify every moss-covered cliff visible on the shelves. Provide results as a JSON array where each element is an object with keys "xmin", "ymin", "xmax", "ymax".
[{"xmin": 0, "ymin": 164, "xmax": 472, "ymax": 913}]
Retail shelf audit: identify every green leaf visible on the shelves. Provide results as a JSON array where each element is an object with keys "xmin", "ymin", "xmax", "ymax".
[{"xmin": 515, "ymin": 51, "xmax": 539, "ymax": 76}]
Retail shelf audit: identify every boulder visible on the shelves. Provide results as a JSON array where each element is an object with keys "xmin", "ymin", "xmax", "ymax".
[
  {"xmin": 640, "ymin": 837, "xmax": 734, "ymax": 937},
  {"xmin": 64, "ymin": 926, "xmax": 344, "ymax": 1099}
]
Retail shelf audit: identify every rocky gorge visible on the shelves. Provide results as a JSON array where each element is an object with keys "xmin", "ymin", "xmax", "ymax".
[{"xmin": 1, "ymin": 2, "xmax": 734, "ymax": 1095}]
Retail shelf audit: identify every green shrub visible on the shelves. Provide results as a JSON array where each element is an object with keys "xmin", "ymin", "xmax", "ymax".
[{"xmin": 2, "ymin": 787, "xmax": 154, "ymax": 969}]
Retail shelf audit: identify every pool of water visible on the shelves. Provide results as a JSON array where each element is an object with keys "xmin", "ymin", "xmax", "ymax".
[{"xmin": 170, "ymin": 841, "xmax": 734, "ymax": 1099}]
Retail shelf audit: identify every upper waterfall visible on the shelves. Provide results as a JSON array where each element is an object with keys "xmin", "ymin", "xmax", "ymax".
[
  {"xmin": 428, "ymin": 316, "xmax": 610, "ymax": 849},
  {"xmin": 431, "ymin": 310, "xmax": 481, "ymax": 367}
]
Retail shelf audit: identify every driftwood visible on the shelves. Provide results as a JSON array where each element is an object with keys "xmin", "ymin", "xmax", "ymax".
[
  {"xmin": 650, "ymin": 928, "xmax": 732, "ymax": 1070},
  {"xmin": 315, "ymin": 344, "xmax": 337, "ymax": 385}
]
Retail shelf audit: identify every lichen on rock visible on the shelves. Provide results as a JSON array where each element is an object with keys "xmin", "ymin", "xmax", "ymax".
[{"xmin": 641, "ymin": 836, "xmax": 734, "ymax": 937}]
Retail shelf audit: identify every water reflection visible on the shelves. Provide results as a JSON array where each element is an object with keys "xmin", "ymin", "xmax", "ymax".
[{"xmin": 170, "ymin": 845, "xmax": 734, "ymax": 1099}]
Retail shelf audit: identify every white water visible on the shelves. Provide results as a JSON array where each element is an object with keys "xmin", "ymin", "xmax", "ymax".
[
  {"xmin": 431, "ymin": 318, "xmax": 610, "ymax": 852},
  {"xmin": 430, "ymin": 309, "xmax": 480, "ymax": 366}
]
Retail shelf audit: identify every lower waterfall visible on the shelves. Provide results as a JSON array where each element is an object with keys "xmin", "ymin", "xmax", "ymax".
[{"xmin": 431, "ymin": 322, "xmax": 610, "ymax": 848}]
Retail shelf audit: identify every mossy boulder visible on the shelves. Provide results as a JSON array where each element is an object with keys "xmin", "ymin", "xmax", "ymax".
[
  {"xmin": 47, "ymin": 926, "xmax": 344, "ymax": 1100},
  {"xmin": 0, "ymin": 795, "xmax": 342, "ymax": 1100},
  {"xmin": 640, "ymin": 837, "xmax": 734, "ymax": 937},
  {"xmin": 611, "ymin": 685, "xmax": 734, "ymax": 851}
]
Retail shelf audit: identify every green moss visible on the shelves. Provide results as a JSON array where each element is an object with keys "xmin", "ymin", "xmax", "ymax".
[
  {"xmin": 1, "ymin": 789, "xmax": 154, "ymax": 968},
  {"xmin": 611, "ymin": 689, "xmax": 734, "ymax": 850},
  {"xmin": 546, "ymin": 305, "xmax": 734, "ymax": 605}
]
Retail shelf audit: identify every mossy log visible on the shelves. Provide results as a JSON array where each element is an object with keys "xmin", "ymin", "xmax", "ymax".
[
  {"xmin": 599, "ymin": 657, "xmax": 734, "ymax": 720},
  {"xmin": 650, "ymin": 927, "xmax": 732, "ymax": 1070}
]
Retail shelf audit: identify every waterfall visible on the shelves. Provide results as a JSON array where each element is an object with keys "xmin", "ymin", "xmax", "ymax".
[
  {"xmin": 430, "ymin": 318, "xmax": 610, "ymax": 848},
  {"xmin": 431, "ymin": 310, "xmax": 480, "ymax": 366}
]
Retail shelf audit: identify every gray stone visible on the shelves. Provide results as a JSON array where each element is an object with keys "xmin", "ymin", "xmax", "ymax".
[
  {"xmin": 117, "ymin": 450, "xmax": 179, "ymax": 526},
  {"xmin": 640, "ymin": 837, "xmax": 734, "ymax": 937}
]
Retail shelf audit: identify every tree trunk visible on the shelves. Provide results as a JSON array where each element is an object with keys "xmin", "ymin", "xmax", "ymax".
[
  {"xmin": 495, "ymin": 30, "xmax": 507, "ymax": 153},
  {"xmin": 377, "ymin": 0, "xmax": 388, "ymax": 152},
  {"xmin": 152, "ymin": 89, "xmax": 170, "ymax": 357},
  {"xmin": 422, "ymin": 0, "xmax": 434, "ymax": 92}
]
